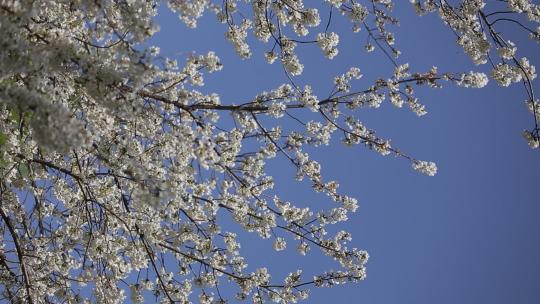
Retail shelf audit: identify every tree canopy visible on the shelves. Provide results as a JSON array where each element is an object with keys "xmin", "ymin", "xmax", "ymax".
[{"xmin": 0, "ymin": 0, "xmax": 538, "ymax": 303}]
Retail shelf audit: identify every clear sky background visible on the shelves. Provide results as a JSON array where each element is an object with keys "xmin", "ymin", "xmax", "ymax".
[{"xmin": 149, "ymin": 2, "xmax": 540, "ymax": 303}]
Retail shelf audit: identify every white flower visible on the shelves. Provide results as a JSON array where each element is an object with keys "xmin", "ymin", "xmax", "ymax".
[
  {"xmin": 492, "ymin": 63, "xmax": 522, "ymax": 86},
  {"xmin": 265, "ymin": 51, "xmax": 277, "ymax": 64},
  {"xmin": 456, "ymin": 71, "xmax": 489, "ymax": 88},
  {"xmin": 349, "ymin": 3, "xmax": 369, "ymax": 22},
  {"xmin": 365, "ymin": 43, "xmax": 375, "ymax": 52},
  {"xmin": 297, "ymin": 243, "xmax": 309, "ymax": 255},
  {"xmin": 412, "ymin": 160, "xmax": 438, "ymax": 176},
  {"xmin": 273, "ymin": 237, "xmax": 287, "ymax": 251},
  {"xmin": 299, "ymin": 85, "xmax": 320, "ymax": 111},
  {"xmin": 268, "ymin": 102, "xmax": 286, "ymax": 118},
  {"xmin": 394, "ymin": 64, "xmax": 411, "ymax": 80},
  {"xmin": 526, "ymin": 99, "xmax": 540, "ymax": 120},
  {"xmin": 508, "ymin": 0, "xmax": 531, "ymax": 13},
  {"xmin": 317, "ymin": 32, "xmax": 340, "ymax": 59},
  {"xmin": 408, "ymin": 97, "xmax": 427, "ymax": 116},
  {"xmin": 522, "ymin": 130, "xmax": 540, "ymax": 149},
  {"xmin": 390, "ymin": 92, "xmax": 404, "ymax": 108},
  {"xmin": 497, "ymin": 42, "xmax": 517, "ymax": 60},
  {"xmin": 519, "ymin": 57, "xmax": 537, "ymax": 80}
]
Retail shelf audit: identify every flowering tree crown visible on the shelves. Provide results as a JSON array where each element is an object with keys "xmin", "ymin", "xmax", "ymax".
[{"xmin": 0, "ymin": 0, "xmax": 538, "ymax": 303}]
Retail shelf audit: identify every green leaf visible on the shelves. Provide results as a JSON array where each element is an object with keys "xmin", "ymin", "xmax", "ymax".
[
  {"xmin": 24, "ymin": 111, "xmax": 34, "ymax": 120},
  {"xmin": 0, "ymin": 132, "xmax": 7, "ymax": 146},
  {"xmin": 0, "ymin": 157, "xmax": 8, "ymax": 169},
  {"xmin": 9, "ymin": 107, "xmax": 20, "ymax": 123},
  {"xmin": 18, "ymin": 163, "xmax": 29, "ymax": 178}
]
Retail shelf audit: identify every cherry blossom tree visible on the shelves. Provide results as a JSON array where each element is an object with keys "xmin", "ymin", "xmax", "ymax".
[{"xmin": 0, "ymin": 0, "xmax": 538, "ymax": 303}]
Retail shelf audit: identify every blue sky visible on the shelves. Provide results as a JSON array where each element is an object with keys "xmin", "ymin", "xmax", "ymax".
[{"xmin": 149, "ymin": 2, "xmax": 540, "ymax": 303}]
